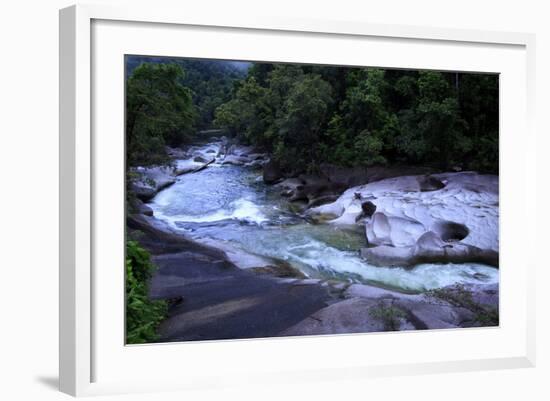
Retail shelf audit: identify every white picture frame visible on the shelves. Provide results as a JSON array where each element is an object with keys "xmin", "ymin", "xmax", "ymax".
[{"xmin": 59, "ymin": 3, "xmax": 536, "ymax": 397}]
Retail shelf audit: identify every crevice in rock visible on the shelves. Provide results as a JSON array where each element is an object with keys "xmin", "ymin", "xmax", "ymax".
[{"xmin": 435, "ymin": 221, "xmax": 469, "ymax": 242}]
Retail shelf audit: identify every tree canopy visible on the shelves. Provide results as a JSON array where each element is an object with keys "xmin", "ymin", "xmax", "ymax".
[
  {"xmin": 126, "ymin": 56, "xmax": 248, "ymax": 130},
  {"xmin": 125, "ymin": 57, "xmax": 498, "ymax": 174},
  {"xmin": 126, "ymin": 63, "xmax": 195, "ymax": 166},
  {"xmin": 214, "ymin": 64, "xmax": 499, "ymax": 173}
]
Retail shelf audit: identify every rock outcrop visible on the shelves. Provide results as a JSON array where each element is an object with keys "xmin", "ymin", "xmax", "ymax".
[
  {"xmin": 281, "ymin": 282, "xmax": 498, "ymax": 336},
  {"xmin": 217, "ymin": 144, "xmax": 268, "ymax": 167},
  {"xmin": 319, "ymin": 163, "xmax": 435, "ymax": 187},
  {"xmin": 131, "ymin": 166, "xmax": 177, "ymax": 201},
  {"xmin": 263, "ymin": 160, "xmax": 283, "ymax": 184},
  {"xmin": 128, "ymin": 213, "xmax": 333, "ymax": 342},
  {"xmin": 272, "ymin": 175, "xmax": 348, "ymax": 209},
  {"xmin": 222, "ymin": 154, "xmax": 251, "ymax": 166},
  {"xmin": 138, "ymin": 201, "xmax": 154, "ymax": 216},
  {"xmin": 309, "ymin": 172, "xmax": 499, "ymax": 267},
  {"xmin": 360, "ymin": 232, "xmax": 499, "ymax": 267}
]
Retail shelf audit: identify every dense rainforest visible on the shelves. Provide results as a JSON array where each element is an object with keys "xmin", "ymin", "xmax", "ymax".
[
  {"xmin": 126, "ymin": 57, "xmax": 498, "ymax": 174},
  {"xmin": 125, "ymin": 56, "xmax": 248, "ymax": 165}
]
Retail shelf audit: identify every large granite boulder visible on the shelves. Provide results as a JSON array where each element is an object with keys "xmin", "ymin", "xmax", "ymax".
[
  {"xmin": 360, "ymin": 231, "xmax": 499, "ymax": 267},
  {"xmin": 318, "ymin": 164, "xmax": 436, "ymax": 188},
  {"xmin": 280, "ymin": 298, "xmax": 399, "ymax": 335},
  {"xmin": 222, "ymin": 154, "xmax": 250, "ymax": 166},
  {"xmin": 273, "ymin": 174, "xmax": 347, "ymax": 208},
  {"xmin": 130, "ymin": 166, "xmax": 177, "ymax": 201},
  {"xmin": 193, "ymin": 154, "xmax": 212, "ymax": 163},
  {"xmin": 215, "ymin": 143, "xmax": 267, "ymax": 166},
  {"xmin": 263, "ymin": 160, "xmax": 283, "ymax": 184},
  {"xmin": 309, "ymin": 172, "xmax": 499, "ymax": 267},
  {"xmin": 277, "ymin": 178, "xmax": 304, "ymax": 197},
  {"xmin": 281, "ymin": 281, "xmax": 498, "ymax": 336},
  {"xmin": 174, "ymin": 159, "xmax": 206, "ymax": 175},
  {"xmin": 319, "ymin": 164, "xmax": 370, "ymax": 187},
  {"xmin": 227, "ymin": 144, "xmax": 256, "ymax": 157}
]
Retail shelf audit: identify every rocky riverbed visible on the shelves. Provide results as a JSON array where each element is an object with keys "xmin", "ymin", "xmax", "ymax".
[{"xmin": 127, "ymin": 138, "xmax": 499, "ymax": 341}]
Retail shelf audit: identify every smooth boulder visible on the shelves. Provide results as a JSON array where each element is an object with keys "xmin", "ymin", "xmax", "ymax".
[
  {"xmin": 361, "ymin": 231, "xmax": 499, "ymax": 267},
  {"xmin": 222, "ymin": 154, "xmax": 250, "ymax": 166},
  {"xmin": 263, "ymin": 160, "xmax": 283, "ymax": 184},
  {"xmin": 131, "ymin": 166, "xmax": 177, "ymax": 201},
  {"xmin": 310, "ymin": 172, "xmax": 499, "ymax": 266}
]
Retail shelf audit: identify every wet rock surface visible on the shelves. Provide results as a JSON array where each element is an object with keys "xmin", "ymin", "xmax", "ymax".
[
  {"xmin": 130, "ymin": 214, "xmax": 333, "ymax": 342},
  {"xmin": 152, "ymin": 252, "xmax": 332, "ymax": 342}
]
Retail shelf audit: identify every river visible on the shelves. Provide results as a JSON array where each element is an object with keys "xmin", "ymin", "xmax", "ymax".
[{"xmin": 149, "ymin": 141, "xmax": 498, "ymax": 293}]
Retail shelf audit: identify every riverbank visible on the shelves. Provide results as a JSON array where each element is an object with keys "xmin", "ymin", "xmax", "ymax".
[
  {"xmin": 128, "ymin": 213, "xmax": 498, "ymax": 341},
  {"xmin": 126, "ymin": 139, "xmax": 499, "ymax": 341}
]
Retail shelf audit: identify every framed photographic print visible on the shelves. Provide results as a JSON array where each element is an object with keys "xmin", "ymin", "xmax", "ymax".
[{"xmin": 59, "ymin": 4, "xmax": 536, "ymax": 396}]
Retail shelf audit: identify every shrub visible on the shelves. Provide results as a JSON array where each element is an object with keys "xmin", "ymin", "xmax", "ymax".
[{"xmin": 126, "ymin": 241, "xmax": 167, "ymax": 344}]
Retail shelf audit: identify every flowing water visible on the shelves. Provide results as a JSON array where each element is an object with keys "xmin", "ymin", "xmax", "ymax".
[{"xmin": 149, "ymin": 143, "xmax": 498, "ymax": 292}]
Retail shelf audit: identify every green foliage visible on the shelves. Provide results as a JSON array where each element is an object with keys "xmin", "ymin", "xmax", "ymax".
[
  {"xmin": 214, "ymin": 63, "xmax": 498, "ymax": 173},
  {"xmin": 426, "ymin": 284, "xmax": 475, "ymax": 307},
  {"xmin": 402, "ymin": 72, "xmax": 470, "ymax": 169},
  {"xmin": 353, "ymin": 130, "xmax": 386, "ymax": 165},
  {"xmin": 126, "ymin": 63, "xmax": 196, "ymax": 166},
  {"xmin": 369, "ymin": 300, "xmax": 407, "ymax": 331},
  {"xmin": 273, "ymin": 73, "xmax": 333, "ymax": 171},
  {"xmin": 323, "ymin": 69, "xmax": 400, "ymax": 167},
  {"xmin": 214, "ymin": 77, "xmax": 270, "ymax": 143},
  {"xmin": 215, "ymin": 66, "xmax": 333, "ymax": 172},
  {"xmin": 425, "ymin": 284, "xmax": 499, "ymax": 326},
  {"xmin": 175, "ymin": 60, "xmax": 248, "ymax": 129},
  {"xmin": 126, "ymin": 56, "xmax": 248, "ymax": 130},
  {"xmin": 125, "ymin": 56, "xmax": 499, "ymax": 174},
  {"xmin": 459, "ymin": 74, "xmax": 499, "ymax": 171},
  {"xmin": 475, "ymin": 307, "xmax": 499, "ymax": 326},
  {"xmin": 126, "ymin": 241, "xmax": 167, "ymax": 344}
]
